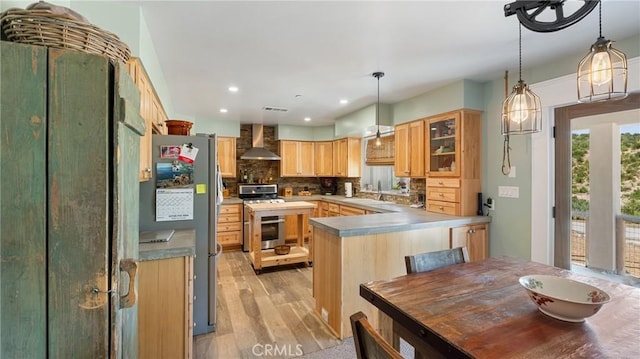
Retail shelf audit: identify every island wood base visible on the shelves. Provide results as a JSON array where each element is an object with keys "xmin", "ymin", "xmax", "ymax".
[
  {"xmin": 247, "ymin": 201, "xmax": 316, "ymax": 273},
  {"xmin": 249, "ymin": 246, "xmax": 310, "ymax": 269},
  {"xmin": 312, "ymin": 225, "xmax": 450, "ymax": 339}
]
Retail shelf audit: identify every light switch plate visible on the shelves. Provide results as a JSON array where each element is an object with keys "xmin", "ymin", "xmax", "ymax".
[{"xmin": 498, "ymin": 186, "xmax": 520, "ymax": 198}]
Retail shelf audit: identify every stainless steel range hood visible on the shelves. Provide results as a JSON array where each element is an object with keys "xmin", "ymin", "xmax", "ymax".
[{"xmin": 240, "ymin": 124, "xmax": 281, "ymax": 160}]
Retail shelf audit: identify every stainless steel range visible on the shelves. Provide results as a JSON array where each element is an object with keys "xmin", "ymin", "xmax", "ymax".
[{"xmin": 238, "ymin": 184, "xmax": 286, "ymax": 251}]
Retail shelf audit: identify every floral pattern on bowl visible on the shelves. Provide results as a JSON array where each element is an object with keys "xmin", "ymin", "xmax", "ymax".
[{"xmin": 519, "ymin": 275, "xmax": 611, "ymax": 322}]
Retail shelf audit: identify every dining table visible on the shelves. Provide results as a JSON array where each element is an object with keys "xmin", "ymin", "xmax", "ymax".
[{"xmin": 359, "ymin": 256, "xmax": 640, "ymax": 359}]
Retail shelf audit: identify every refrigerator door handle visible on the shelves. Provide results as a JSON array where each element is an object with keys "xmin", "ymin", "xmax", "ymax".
[{"xmin": 209, "ymin": 242, "xmax": 223, "ymax": 258}]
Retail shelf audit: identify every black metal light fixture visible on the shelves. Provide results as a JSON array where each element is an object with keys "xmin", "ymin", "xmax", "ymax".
[
  {"xmin": 577, "ymin": 0, "xmax": 628, "ymax": 102},
  {"xmin": 372, "ymin": 71, "xmax": 385, "ymax": 146},
  {"xmin": 502, "ymin": 24, "xmax": 542, "ymax": 135}
]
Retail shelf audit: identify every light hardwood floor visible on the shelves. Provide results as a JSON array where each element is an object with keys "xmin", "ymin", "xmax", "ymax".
[{"xmin": 194, "ymin": 250, "xmax": 341, "ymax": 358}]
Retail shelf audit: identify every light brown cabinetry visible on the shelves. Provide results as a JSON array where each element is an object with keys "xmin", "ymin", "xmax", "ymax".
[
  {"xmin": 279, "ymin": 140, "xmax": 315, "ymax": 177},
  {"xmin": 314, "ymin": 141, "xmax": 334, "ymax": 176},
  {"xmin": 217, "ymin": 203, "xmax": 243, "ymax": 248},
  {"xmin": 285, "ymin": 201, "xmax": 318, "ymax": 242},
  {"xmin": 217, "ymin": 136, "xmax": 237, "ymax": 178},
  {"xmin": 394, "ymin": 120, "xmax": 424, "ymax": 177},
  {"xmin": 127, "ymin": 58, "xmax": 169, "ymax": 182},
  {"xmin": 139, "ymin": 255, "xmax": 194, "ymax": 359},
  {"xmin": 450, "ymin": 223, "xmax": 488, "ymax": 262},
  {"xmin": 333, "ymin": 137, "xmax": 361, "ymax": 177},
  {"xmin": 339, "ymin": 205, "xmax": 366, "ymax": 216},
  {"xmin": 425, "ymin": 109, "xmax": 482, "ymax": 216}
]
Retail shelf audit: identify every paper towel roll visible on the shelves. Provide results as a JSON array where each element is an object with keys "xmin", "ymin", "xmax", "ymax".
[{"xmin": 345, "ymin": 182, "xmax": 353, "ymax": 198}]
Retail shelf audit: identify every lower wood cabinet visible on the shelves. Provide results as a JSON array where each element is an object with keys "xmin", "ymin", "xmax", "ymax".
[
  {"xmin": 218, "ymin": 203, "xmax": 243, "ymax": 249},
  {"xmin": 339, "ymin": 205, "xmax": 366, "ymax": 216},
  {"xmin": 450, "ymin": 223, "xmax": 488, "ymax": 262},
  {"xmin": 139, "ymin": 255, "xmax": 194, "ymax": 359}
]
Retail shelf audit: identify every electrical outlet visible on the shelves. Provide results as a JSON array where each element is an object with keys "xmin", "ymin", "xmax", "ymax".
[
  {"xmin": 485, "ymin": 197, "xmax": 495, "ymax": 211},
  {"xmin": 321, "ymin": 308, "xmax": 329, "ymax": 322}
]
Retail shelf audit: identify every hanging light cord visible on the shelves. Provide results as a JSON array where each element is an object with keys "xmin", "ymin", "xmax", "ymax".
[
  {"xmin": 598, "ymin": 0, "xmax": 602, "ymax": 38},
  {"xmin": 518, "ymin": 23, "xmax": 522, "ymax": 82},
  {"xmin": 376, "ymin": 74, "xmax": 380, "ymax": 133},
  {"xmin": 502, "ymin": 69, "xmax": 512, "ymax": 176}
]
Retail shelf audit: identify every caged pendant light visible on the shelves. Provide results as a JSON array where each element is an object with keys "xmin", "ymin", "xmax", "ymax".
[
  {"xmin": 502, "ymin": 24, "xmax": 542, "ymax": 135},
  {"xmin": 372, "ymin": 71, "xmax": 385, "ymax": 146},
  {"xmin": 577, "ymin": 0, "xmax": 627, "ymax": 102}
]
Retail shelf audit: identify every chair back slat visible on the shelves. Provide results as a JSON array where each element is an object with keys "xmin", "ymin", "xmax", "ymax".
[
  {"xmin": 405, "ymin": 247, "xmax": 470, "ymax": 274},
  {"xmin": 350, "ymin": 312, "xmax": 403, "ymax": 359}
]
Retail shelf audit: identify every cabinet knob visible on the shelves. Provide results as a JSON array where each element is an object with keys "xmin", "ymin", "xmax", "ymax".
[
  {"xmin": 146, "ymin": 168, "xmax": 152, "ymax": 173},
  {"xmin": 439, "ymin": 206, "xmax": 444, "ymax": 210},
  {"xmin": 438, "ymin": 181, "xmax": 444, "ymax": 185},
  {"xmin": 439, "ymin": 193, "xmax": 444, "ymax": 197}
]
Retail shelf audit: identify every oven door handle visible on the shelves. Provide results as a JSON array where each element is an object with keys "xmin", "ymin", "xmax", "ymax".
[{"xmin": 261, "ymin": 219, "xmax": 285, "ymax": 224}]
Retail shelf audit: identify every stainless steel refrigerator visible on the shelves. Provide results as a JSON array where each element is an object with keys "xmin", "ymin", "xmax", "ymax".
[{"xmin": 139, "ymin": 133, "xmax": 222, "ymax": 335}]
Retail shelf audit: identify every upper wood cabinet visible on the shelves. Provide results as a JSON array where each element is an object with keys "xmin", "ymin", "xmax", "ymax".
[
  {"xmin": 425, "ymin": 109, "xmax": 481, "ymax": 178},
  {"xmin": 425, "ymin": 109, "xmax": 482, "ymax": 216},
  {"xmin": 217, "ymin": 137, "xmax": 237, "ymax": 178},
  {"xmin": 126, "ymin": 57, "xmax": 169, "ymax": 181},
  {"xmin": 394, "ymin": 120, "xmax": 424, "ymax": 177},
  {"xmin": 279, "ymin": 140, "xmax": 315, "ymax": 177},
  {"xmin": 333, "ymin": 137, "xmax": 361, "ymax": 178},
  {"xmin": 314, "ymin": 141, "xmax": 334, "ymax": 177}
]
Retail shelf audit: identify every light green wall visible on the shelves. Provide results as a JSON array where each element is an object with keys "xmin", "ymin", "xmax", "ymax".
[
  {"xmin": 276, "ymin": 125, "xmax": 334, "ymax": 141},
  {"xmin": 392, "ymin": 80, "xmax": 484, "ymax": 124},
  {"xmin": 482, "ymin": 34, "xmax": 640, "ymax": 260},
  {"xmin": 192, "ymin": 119, "xmax": 240, "ymax": 137},
  {"xmin": 334, "ymin": 104, "xmax": 392, "ymax": 138}
]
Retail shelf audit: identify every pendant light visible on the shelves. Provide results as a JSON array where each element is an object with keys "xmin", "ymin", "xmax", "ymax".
[
  {"xmin": 372, "ymin": 71, "xmax": 385, "ymax": 146},
  {"xmin": 577, "ymin": 0, "xmax": 627, "ymax": 102},
  {"xmin": 502, "ymin": 24, "xmax": 542, "ymax": 135}
]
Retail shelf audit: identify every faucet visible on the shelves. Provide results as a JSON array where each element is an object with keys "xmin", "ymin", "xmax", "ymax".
[{"xmin": 376, "ymin": 180, "xmax": 383, "ymax": 201}]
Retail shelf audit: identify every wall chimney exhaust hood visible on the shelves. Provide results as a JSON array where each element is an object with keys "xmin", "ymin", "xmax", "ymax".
[{"xmin": 240, "ymin": 124, "xmax": 281, "ymax": 160}]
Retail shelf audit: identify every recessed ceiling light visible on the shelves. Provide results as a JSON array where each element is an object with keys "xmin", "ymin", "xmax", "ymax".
[
  {"xmin": 220, "ymin": 108, "xmax": 228, "ymax": 113},
  {"xmin": 304, "ymin": 117, "xmax": 311, "ymax": 122},
  {"xmin": 340, "ymin": 99, "xmax": 348, "ymax": 104},
  {"xmin": 228, "ymin": 86, "xmax": 239, "ymax": 93}
]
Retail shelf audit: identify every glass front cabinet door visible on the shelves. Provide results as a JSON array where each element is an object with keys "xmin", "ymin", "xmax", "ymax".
[{"xmin": 426, "ymin": 112, "xmax": 460, "ymax": 177}]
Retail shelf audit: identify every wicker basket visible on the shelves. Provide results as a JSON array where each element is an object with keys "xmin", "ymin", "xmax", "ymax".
[
  {"xmin": 274, "ymin": 245, "xmax": 291, "ymax": 255},
  {"xmin": 0, "ymin": 8, "xmax": 130, "ymax": 63}
]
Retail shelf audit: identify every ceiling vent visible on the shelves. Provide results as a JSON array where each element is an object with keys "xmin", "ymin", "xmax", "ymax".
[{"xmin": 262, "ymin": 106, "xmax": 289, "ymax": 112}]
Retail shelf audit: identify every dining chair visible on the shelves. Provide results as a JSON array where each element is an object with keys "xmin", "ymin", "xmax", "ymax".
[
  {"xmin": 350, "ymin": 311, "xmax": 403, "ymax": 359},
  {"xmin": 404, "ymin": 246, "xmax": 470, "ymax": 274}
]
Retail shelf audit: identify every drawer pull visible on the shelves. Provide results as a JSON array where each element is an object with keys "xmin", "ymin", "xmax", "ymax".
[
  {"xmin": 439, "ymin": 193, "xmax": 444, "ymax": 197},
  {"xmin": 439, "ymin": 206, "xmax": 444, "ymax": 210}
]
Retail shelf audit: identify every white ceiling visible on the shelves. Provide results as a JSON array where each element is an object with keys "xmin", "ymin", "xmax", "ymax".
[{"xmin": 135, "ymin": 0, "xmax": 640, "ymax": 127}]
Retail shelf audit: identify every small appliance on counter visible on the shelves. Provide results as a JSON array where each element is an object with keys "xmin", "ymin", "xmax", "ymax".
[
  {"xmin": 320, "ymin": 177, "xmax": 337, "ymax": 195},
  {"xmin": 345, "ymin": 182, "xmax": 353, "ymax": 198}
]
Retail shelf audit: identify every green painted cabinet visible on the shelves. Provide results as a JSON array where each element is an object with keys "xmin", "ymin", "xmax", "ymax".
[{"xmin": 0, "ymin": 41, "xmax": 144, "ymax": 358}]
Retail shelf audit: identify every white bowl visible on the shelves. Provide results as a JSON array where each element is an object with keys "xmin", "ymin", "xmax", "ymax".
[{"xmin": 519, "ymin": 275, "xmax": 611, "ymax": 322}]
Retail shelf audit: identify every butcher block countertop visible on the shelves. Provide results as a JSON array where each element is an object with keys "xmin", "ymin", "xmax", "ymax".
[
  {"xmin": 139, "ymin": 228, "xmax": 196, "ymax": 261},
  {"xmin": 245, "ymin": 201, "xmax": 317, "ymax": 214}
]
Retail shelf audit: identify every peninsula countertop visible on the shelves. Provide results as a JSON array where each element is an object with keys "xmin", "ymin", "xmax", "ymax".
[
  {"xmin": 139, "ymin": 228, "xmax": 196, "ymax": 261},
  {"xmin": 300, "ymin": 196, "xmax": 490, "ymax": 237}
]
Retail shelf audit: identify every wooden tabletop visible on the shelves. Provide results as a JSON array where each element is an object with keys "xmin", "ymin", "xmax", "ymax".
[{"xmin": 360, "ymin": 256, "xmax": 640, "ymax": 359}]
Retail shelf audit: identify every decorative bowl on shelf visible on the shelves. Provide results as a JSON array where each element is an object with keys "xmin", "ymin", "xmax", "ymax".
[
  {"xmin": 519, "ymin": 275, "xmax": 611, "ymax": 322},
  {"xmin": 274, "ymin": 245, "xmax": 291, "ymax": 255}
]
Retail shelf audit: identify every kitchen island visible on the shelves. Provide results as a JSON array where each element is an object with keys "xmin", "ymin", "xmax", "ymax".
[
  {"xmin": 246, "ymin": 201, "xmax": 317, "ymax": 273},
  {"xmin": 308, "ymin": 201, "xmax": 490, "ymax": 339}
]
